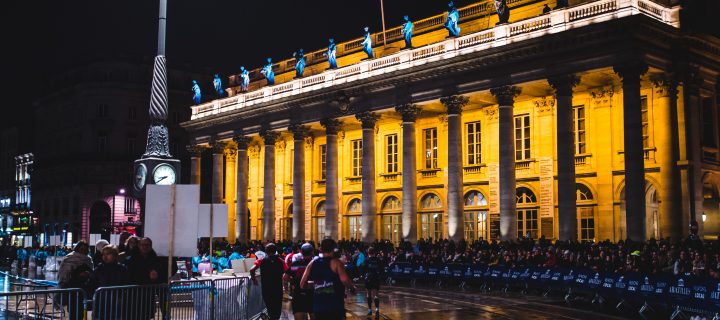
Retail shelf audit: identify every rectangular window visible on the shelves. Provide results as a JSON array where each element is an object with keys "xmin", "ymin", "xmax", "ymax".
[
  {"xmin": 424, "ymin": 128, "xmax": 438, "ymax": 169},
  {"xmin": 352, "ymin": 140, "xmax": 362, "ymax": 177},
  {"xmin": 464, "ymin": 211, "xmax": 488, "ymax": 241},
  {"xmin": 319, "ymin": 144, "xmax": 327, "ymax": 180},
  {"xmin": 641, "ymin": 96, "xmax": 649, "ymax": 148},
  {"xmin": 514, "ymin": 115, "xmax": 531, "ymax": 160},
  {"xmin": 420, "ymin": 213, "xmax": 443, "ymax": 240},
  {"xmin": 314, "ymin": 217, "xmax": 326, "ymax": 242},
  {"xmin": 466, "ymin": 122, "xmax": 482, "ymax": 165},
  {"xmin": 386, "ymin": 134, "xmax": 398, "ymax": 173},
  {"xmin": 702, "ymin": 98, "xmax": 718, "ymax": 148},
  {"xmin": 517, "ymin": 209, "xmax": 538, "ymax": 239},
  {"xmin": 96, "ymin": 104, "xmax": 108, "ymax": 118},
  {"xmin": 578, "ymin": 207, "xmax": 595, "ymax": 241},
  {"xmin": 347, "ymin": 216, "xmax": 362, "ymax": 240},
  {"xmin": 381, "ymin": 214, "xmax": 401, "ymax": 244},
  {"xmin": 97, "ymin": 134, "xmax": 107, "ymax": 153},
  {"xmin": 573, "ymin": 105, "xmax": 586, "ymax": 154}
]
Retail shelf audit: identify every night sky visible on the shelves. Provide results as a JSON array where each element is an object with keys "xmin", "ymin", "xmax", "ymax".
[
  {"xmin": 0, "ymin": 0, "xmax": 465, "ymax": 127},
  {"xmin": 1, "ymin": 0, "xmax": 717, "ymax": 128}
]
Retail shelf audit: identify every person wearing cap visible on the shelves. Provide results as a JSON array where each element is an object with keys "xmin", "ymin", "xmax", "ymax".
[
  {"xmin": 284, "ymin": 243, "xmax": 315, "ymax": 320},
  {"xmin": 249, "ymin": 243, "xmax": 288, "ymax": 320},
  {"xmin": 92, "ymin": 239, "xmax": 109, "ymax": 268}
]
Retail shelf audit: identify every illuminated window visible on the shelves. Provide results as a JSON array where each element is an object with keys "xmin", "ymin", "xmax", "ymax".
[
  {"xmin": 464, "ymin": 190, "xmax": 488, "ymax": 241},
  {"xmin": 573, "ymin": 105, "xmax": 586, "ymax": 154},
  {"xmin": 386, "ymin": 134, "xmax": 398, "ymax": 173},
  {"xmin": 641, "ymin": 96, "xmax": 649, "ymax": 148},
  {"xmin": 576, "ymin": 184, "xmax": 595, "ymax": 242},
  {"xmin": 319, "ymin": 145, "xmax": 327, "ymax": 180},
  {"xmin": 352, "ymin": 140, "xmax": 362, "ymax": 177},
  {"xmin": 514, "ymin": 115, "xmax": 531, "ymax": 160},
  {"xmin": 380, "ymin": 197, "xmax": 401, "ymax": 244},
  {"xmin": 314, "ymin": 201, "xmax": 326, "ymax": 242},
  {"xmin": 424, "ymin": 128, "xmax": 438, "ymax": 169},
  {"xmin": 466, "ymin": 122, "xmax": 482, "ymax": 165},
  {"xmin": 419, "ymin": 193, "xmax": 442, "ymax": 240},
  {"xmin": 516, "ymin": 187, "xmax": 538, "ymax": 239},
  {"xmin": 346, "ymin": 198, "xmax": 362, "ymax": 240}
]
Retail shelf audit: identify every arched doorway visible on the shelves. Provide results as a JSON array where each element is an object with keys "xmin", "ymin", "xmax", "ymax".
[
  {"xmin": 380, "ymin": 196, "xmax": 401, "ymax": 244},
  {"xmin": 620, "ymin": 182, "xmax": 660, "ymax": 240},
  {"xmin": 703, "ymin": 182, "xmax": 719, "ymax": 239},
  {"xmin": 463, "ymin": 190, "xmax": 489, "ymax": 241},
  {"xmin": 89, "ymin": 201, "xmax": 112, "ymax": 240},
  {"xmin": 313, "ymin": 201, "xmax": 326, "ymax": 242},
  {"xmin": 516, "ymin": 187, "xmax": 538, "ymax": 239},
  {"xmin": 418, "ymin": 193, "xmax": 442, "ymax": 240},
  {"xmin": 345, "ymin": 199, "xmax": 362, "ymax": 240},
  {"xmin": 280, "ymin": 204, "xmax": 293, "ymax": 241}
]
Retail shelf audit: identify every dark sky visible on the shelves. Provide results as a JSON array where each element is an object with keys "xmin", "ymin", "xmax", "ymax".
[{"xmin": 0, "ymin": 0, "xmax": 463, "ymax": 127}]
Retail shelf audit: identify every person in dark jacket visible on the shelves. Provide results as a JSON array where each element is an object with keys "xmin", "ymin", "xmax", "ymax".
[
  {"xmin": 90, "ymin": 245, "xmax": 130, "ymax": 319},
  {"xmin": 124, "ymin": 238, "xmax": 165, "ymax": 319},
  {"xmin": 250, "ymin": 243, "xmax": 288, "ymax": 320}
]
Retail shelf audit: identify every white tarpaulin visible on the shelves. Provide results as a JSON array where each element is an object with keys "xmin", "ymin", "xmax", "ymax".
[
  {"xmin": 145, "ymin": 184, "xmax": 200, "ymax": 257},
  {"xmin": 197, "ymin": 204, "xmax": 228, "ymax": 238},
  {"xmin": 89, "ymin": 234, "xmax": 102, "ymax": 246}
]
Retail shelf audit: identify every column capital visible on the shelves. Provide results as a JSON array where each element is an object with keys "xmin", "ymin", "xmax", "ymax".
[
  {"xmin": 355, "ymin": 111, "xmax": 379, "ymax": 129},
  {"xmin": 224, "ymin": 148, "xmax": 237, "ymax": 161},
  {"xmin": 260, "ymin": 129, "xmax": 281, "ymax": 145},
  {"xmin": 548, "ymin": 74, "xmax": 580, "ymax": 97},
  {"xmin": 534, "ymin": 96, "xmax": 556, "ymax": 115},
  {"xmin": 233, "ymin": 135, "xmax": 252, "ymax": 150},
  {"xmin": 650, "ymin": 73, "xmax": 679, "ymax": 99},
  {"xmin": 186, "ymin": 145, "xmax": 206, "ymax": 157},
  {"xmin": 304, "ymin": 136, "xmax": 314, "ymax": 150},
  {"xmin": 288, "ymin": 124, "xmax": 311, "ymax": 140},
  {"xmin": 613, "ymin": 63, "xmax": 648, "ymax": 83},
  {"xmin": 440, "ymin": 95, "xmax": 469, "ymax": 115},
  {"xmin": 248, "ymin": 144, "xmax": 261, "ymax": 158},
  {"xmin": 210, "ymin": 140, "xmax": 227, "ymax": 154},
  {"xmin": 590, "ymin": 87, "xmax": 614, "ymax": 108},
  {"xmin": 395, "ymin": 103, "xmax": 421, "ymax": 122},
  {"xmin": 484, "ymin": 106, "xmax": 499, "ymax": 121},
  {"xmin": 490, "ymin": 86, "xmax": 521, "ymax": 106},
  {"xmin": 320, "ymin": 118, "xmax": 343, "ymax": 134}
]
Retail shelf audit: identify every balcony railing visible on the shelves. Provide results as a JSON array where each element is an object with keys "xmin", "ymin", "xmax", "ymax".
[
  {"xmin": 575, "ymin": 154, "xmax": 592, "ymax": 167},
  {"xmin": 463, "ymin": 164, "xmax": 486, "ymax": 175},
  {"xmin": 380, "ymin": 172, "xmax": 401, "ymax": 182},
  {"xmin": 419, "ymin": 168, "xmax": 441, "ymax": 178},
  {"xmin": 346, "ymin": 176, "xmax": 362, "ymax": 184},
  {"xmin": 191, "ymin": 0, "xmax": 680, "ymax": 120}
]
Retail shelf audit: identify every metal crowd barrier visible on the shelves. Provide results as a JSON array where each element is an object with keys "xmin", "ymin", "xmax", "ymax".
[
  {"xmin": 386, "ymin": 262, "xmax": 720, "ymax": 319},
  {"xmin": 92, "ymin": 284, "xmax": 169, "ymax": 320},
  {"xmin": 0, "ymin": 286, "xmax": 85, "ymax": 319}
]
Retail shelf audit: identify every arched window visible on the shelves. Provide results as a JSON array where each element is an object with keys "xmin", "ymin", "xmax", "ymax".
[
  {"xmin": 464, "ymin": 191, "xmax": 490, "ymax": 241},
  {"xmin": 380, "ymin": 196, "xmax": 401, "ymax": 243},
  {"xmin": 314, "ymin": 201, "xmax": 326, "ymax": 242},
  {"xmin": 381, "ymin": 196, "xmax": 401, "ymax": 212},
  {"xmin": 419, "ymin": 193, "xmax": 442, "ymax": 240},
  {"xmin": 280, "ymin": 203, "xmax": 293, "ymax": 240},
  {"xmin": 576, "ymin": 184, "xmax": 595, "ymax": 242},
  {"xmin": 346, "ymin": 198, "xmax": 362, "ymax": 240},
  {"xmin": 516, "ymin": 187, "xmax": 538, "ymax": 239},
  {"xmin": 420, "ymin": 194, "xmax": 442, "ymax": 210}
]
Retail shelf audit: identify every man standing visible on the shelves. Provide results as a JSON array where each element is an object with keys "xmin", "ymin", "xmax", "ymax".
[
  {"xmin": 363, "ymin": 247, "xmax": 384, "ymax": 318},
  {"xmin": 250, "ymin": 243, "xmax": 288, "ymax": 320},
  {"xmin": 301, "ymin": 239, "xmax": 356, "ymax": 320}
]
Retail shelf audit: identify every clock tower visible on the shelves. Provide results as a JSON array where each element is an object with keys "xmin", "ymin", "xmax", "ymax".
[{"xmin": 133, "ymin": 0, "xmax": 181, "ymax": 198}]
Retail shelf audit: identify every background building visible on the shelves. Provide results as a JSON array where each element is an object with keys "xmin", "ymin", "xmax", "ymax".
[
  {"xmin": 184, "ymin": 0, "xmax": 720, "ymax": 244},
  {"xmin": 29, "ymin": 59, "xmax": 208, "ymax": 243}
]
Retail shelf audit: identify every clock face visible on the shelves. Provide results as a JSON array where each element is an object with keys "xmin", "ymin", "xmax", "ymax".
[
  {"xmin": 153, "ymin": 163, "xmax": 177, "ymax": 185},
  {"xmin": 134, "ymin": 164, "xmax": 147, "ymax": 191}
]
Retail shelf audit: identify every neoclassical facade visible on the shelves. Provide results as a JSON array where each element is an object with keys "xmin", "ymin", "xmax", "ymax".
[{"xmin": 183, "ymin": 0, "xmax": 720, "ymax": 244}]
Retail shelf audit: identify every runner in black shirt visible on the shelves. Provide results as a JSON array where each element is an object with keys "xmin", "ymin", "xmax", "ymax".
[
  {"xmin": 362, "ymin": 247, "xmax": 383, "ymax": 318},
  {"xmin": 284, "ymin": 243, "xmax": 315, "ymax": 320},
  {"xmin": 249, "ymin": 243, "xmax": 288, "ymax": 320}
]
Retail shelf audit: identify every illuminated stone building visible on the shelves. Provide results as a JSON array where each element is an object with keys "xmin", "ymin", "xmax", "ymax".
[{"xmin": 183, "ymin": 0, "xmax": 720, "ymax": 244}]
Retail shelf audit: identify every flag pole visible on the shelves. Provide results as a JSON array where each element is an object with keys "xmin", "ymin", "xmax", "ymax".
[{"xmin": 380, "ymin": 0, "xmax": 387, "ymax": 46}]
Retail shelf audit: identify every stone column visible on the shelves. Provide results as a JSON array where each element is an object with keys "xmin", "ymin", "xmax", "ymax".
[
  {"xmin": 289, "ymin": 124, "xmax": 310, "ymax": 242},
  {"xmin": 395, "ymin": 104, "xmax": 420, "ymax": 243},
  {"xmin": 440, "ymin": 96, "xmax": 469, "ymax": 242},
  {"xmin": 260, "ymin": 130, "xmax": 280, "ymax": 241},
  {"xmin": 356, "ymin": 111, "xmax": 379, "ymax": 243},
  {"xmin": 224, "ymin": 146, "xmax": 237, "ymax": 243},
  {"xmin": 591, "ymin": 88, "xmax": 616, "ymax": 240},
  {"xmin": 320, "ymin": 118, "xmax": 342, "ymax": 240},
  {"xmin": 491, "ymin": 86, "xmax": 521, "ymax": 241},
  {"xmin": 234, "ymin": 135, "xmax": 251, "ymax": 243},
  {"xmin": 186, "ymin": 145, "xmax": 204, "ymax": 185},
  {"xmin": 614, "ymin": 63, "xmax": 648, "ymax": 241},
  {"xmin": 549, "ymin": 75, "xmax": 580, "ymax": 240},
  {"xmin": 651, "ymin": 75, "xmax": 682, "ymax": 240},
  {"xmin": 210, "ymin": 141, "xmax": 225, "ymax": 204},
  {"xmin": 681, "ymin": 66, "xmax": 706, "ymax": 237}
]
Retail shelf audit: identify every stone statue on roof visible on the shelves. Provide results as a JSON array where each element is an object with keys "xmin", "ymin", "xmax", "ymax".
[
  {"xmin": 495, "ymin": 0, "xmax": 510, "ymax": 24},
  {"xmin": 260, "ymin": 58, "xmax": 275, "ymax": 85},
  {"xmin": 445, "ymin": 1, "xmax": 461, "ymax": 37},
  {"xmin": 213, "ymin": 74, "xmax": 224, "ymax": 98},
  {"xmin": 402, "ymin": 15, "xmax": 414, "ymax": 49},
  {"xmin": 361, "ymin": 26, "xmax": 374, "ymax": 59},
  {"xmin": 239, "ymin": 66, "xmax": 250, "ymax": 92},
  {"xmin": 191, "ymin": 80, "xmax": 201, "ymax": 105},
  {"xmin": 293, "ymin": 49, "xmax": 305, "ymax": 78},
  {"xmin": 326, "ymin": 38, "xmax": 337, "ymax": 69}
]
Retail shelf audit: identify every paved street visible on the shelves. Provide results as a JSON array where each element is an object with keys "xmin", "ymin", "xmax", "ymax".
[{"xmin": 280, "ymin": 286, "xmax": 625, "ymax": 320}]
